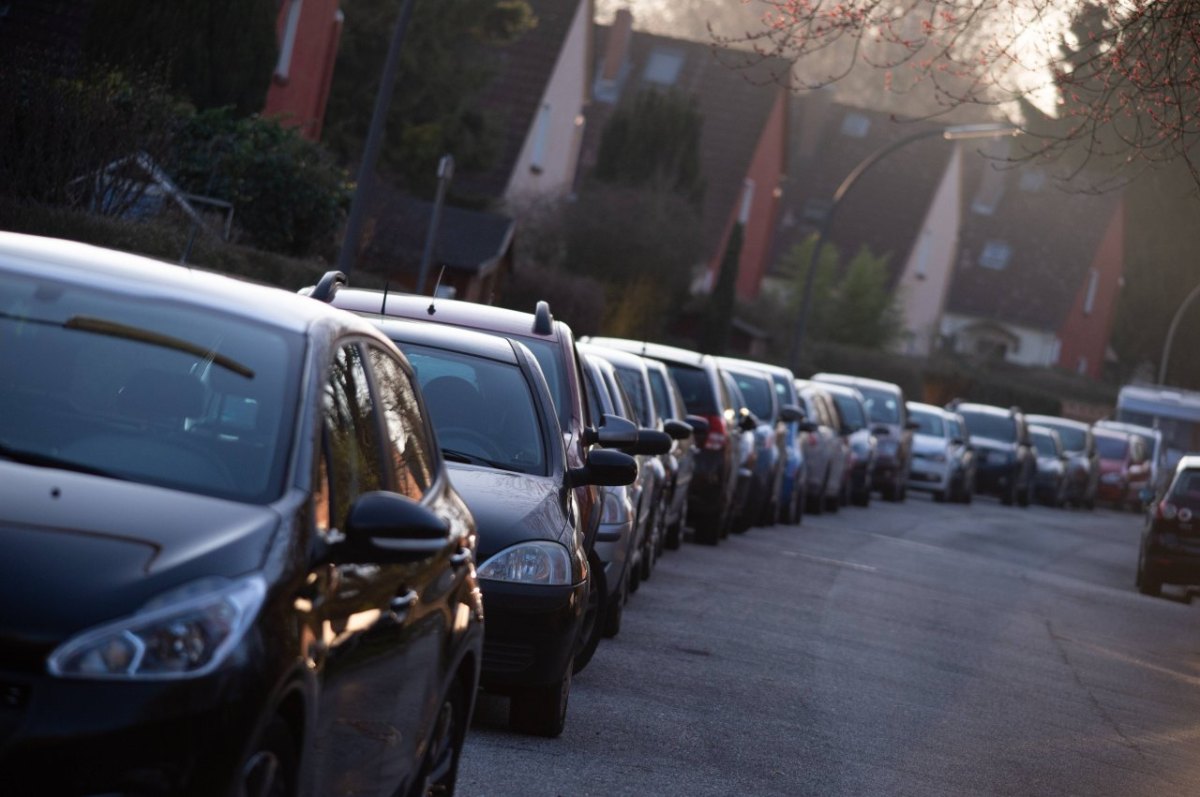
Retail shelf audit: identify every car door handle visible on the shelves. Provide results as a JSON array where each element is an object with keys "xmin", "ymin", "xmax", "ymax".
[
  {"xmin": 449, "ymin": 547, "xmax": 472, "ymax": 567},
  {"xmin": 389, "ymin": 589, "xmax": 417, "ymax": 619}
]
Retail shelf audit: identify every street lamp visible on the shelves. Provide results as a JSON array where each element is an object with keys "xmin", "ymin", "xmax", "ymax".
[
  {"xmin": 1158, "ymin": 280, "xmax": 1200, "ymax": 385},
  {"xmin": 787, "ymin": 123, "xmax": 1020, "ymax": 366}
]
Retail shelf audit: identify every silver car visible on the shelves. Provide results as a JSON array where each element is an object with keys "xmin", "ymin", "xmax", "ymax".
[{"xmin": 907, "ymin": 402, "xmax": 956, "ymax": 502}]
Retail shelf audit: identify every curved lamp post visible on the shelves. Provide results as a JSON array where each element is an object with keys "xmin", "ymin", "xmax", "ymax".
[
  {"xmin": 1158, "ymin": 280, "xmax": 1200, "ymax": 385},
  {"xmin": 787, "ymin": 123, "xmax": 1021, "ymax": 366}
]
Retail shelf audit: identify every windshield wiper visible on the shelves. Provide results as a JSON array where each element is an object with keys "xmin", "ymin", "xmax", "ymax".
[
  {"xmin": 441, "ymin": 448, "xmax": 524, "ymax": 474},
  {"xmin": 65, "ymin": 316, "xmax": 255, "ymax": 378},
  {"xmin": 0, "ymin": 440, "xmax": 127, "ymax": 482}
]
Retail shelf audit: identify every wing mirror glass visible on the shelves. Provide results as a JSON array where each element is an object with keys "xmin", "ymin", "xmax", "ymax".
[
  {"xmin": 738, "ymin": 410, "xmax": 759, "ymax": 433},
  {"xmin": 663, "ymin": 419, "xmax": 693, "ymax": 441},
  {"xmin": 779, "ymin": 404, "xmax": 804, "ymax": 423},
  {"xmin": 583, "ymin": 413, "xmax": 671, "ymax": 455},
  {"xmin": 568, "ymin": 448, "xmax": 638, "ymax": 487},
  {"xmin": 334, "ymin": 492, "xmax": 449, "ymax": 563},
  {"xmin": 799, "ymin": 421, "xmax": 819, "ymax": 433}
]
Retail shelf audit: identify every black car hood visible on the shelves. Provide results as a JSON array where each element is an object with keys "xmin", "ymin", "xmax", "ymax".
[
  {"xmin": 447, "ymin": 465, "xmax": 569, "ymax": 559},
  {"xmin": 0, "ymin": 461, "xmax": 279, "ymax": 652}
]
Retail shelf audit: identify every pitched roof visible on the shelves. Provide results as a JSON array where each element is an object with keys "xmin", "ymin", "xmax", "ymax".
[
  {"xmin": 582, "ymin": 24, "xmax": 790, "ymax": 256},
  {"xmin": 452, "ymin": 0, "xmax": 589, "ymax": 203},
  {"xmin": 771, "ymin": 97, "xmax": 955, "ymax": 284},
  {"xmin": 945, "ymin": 151, "xmax": 1122, "ymax": 331},
  {"xmin": 364, "ymin": 185, "xmax": 515, "ymax": 277}
]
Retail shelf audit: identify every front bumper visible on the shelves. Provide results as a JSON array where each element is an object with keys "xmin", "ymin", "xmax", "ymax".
[
  {"xmin": 479, "ymin": 579, "xmax": 586, "ymax": 693},
  {"xmin": 908, "ymin": 457, "xmax": 950, "ymax": 492}
]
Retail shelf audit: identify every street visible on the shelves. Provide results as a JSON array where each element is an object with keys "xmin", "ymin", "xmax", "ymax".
[{"xmin": 458, "ymin": 494, "xmax": 1200, "ymax": 796}]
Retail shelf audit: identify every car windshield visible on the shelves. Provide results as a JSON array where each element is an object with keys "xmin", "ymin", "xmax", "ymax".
[
  {"xmin": 1032, "ymin": 432, "xmax": 1058, "ymax": 457},
  {"xmin": 1044, "ymin": 423, "xmax": 1087, "ymax": 452},
  {"xmin": 831, "ymin": 393, "xmax": 866, "ymax": 430},
  {"xmin": 668, "ymin": 365, "xmax": 718, "ymax": 415},
  {"xmin": 614, "ymin": 366, "xmax": 652, "ymax": 426},
  {"xmin": 729, "ymin": 371, "xmax": 773, "ymax": 421},
  {"xmin": 1169, "ymin": 469, "xmax": 1200, "ymax": 508},
  {"xmin": 771, "ymin": 373, "xmax": 795, "ymax": 406},
  {"xmin": 858, "ymin": 387, "xmax": 900, "ymax": 424},
  {"xmin": 960, "ymin": 410, "xmax": 1016, "ymax": 442},
  {"xmin": 646, "ymin": 368, "xmax": 673, "ymax": 421},
  {"xmin": 511, "ymin": 335, "xmax": 569, "ymax": 433},
  {"xmin": 910, "ymin": 409, "xmax": 944, "ymax": 436},
  {"xmin": 1095, "ymin": 434, "xmax": 1129, "ymax": 461},
  {"xmin": 0, "ymin": 270, "xmax": 301, "ymax": 503},
  {"xmin": 399, "ymin": 343, "xmax": 546, "ymax": 475}
]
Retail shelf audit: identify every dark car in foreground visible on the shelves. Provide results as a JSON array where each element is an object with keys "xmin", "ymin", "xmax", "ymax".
[
  {"xmin": 1030, "ymin": 424, "xmax": 1069, "ymax": 507},
  {"xmin": 1137, "ymin": 456, "xmax": 1200, "ymax": 597},
  {"xmin": 0, "ymin": 234, "xmax": 483, "ymax": 796},
  {"xmin": 375, "ymin": 320, "xmax": 636, "ymax": 737}
]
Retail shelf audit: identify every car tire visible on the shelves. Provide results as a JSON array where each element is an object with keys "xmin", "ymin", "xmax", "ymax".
[
  {"xmin": 240, "ymin": 715, "xmax": 297, "ymax": 797},
  {"xmin": 510, "ymin": 669, "xmax": 570, "ymax": 738},
  {"xmin": 1136, "ymin": 548, "xmax": 1163, "ymax": 598},
  {"xmin": 665, "ymin": 515, "xmax": 683, "ymax": 550},
  {"xmin": 692, "ymin": 514, "xmax": 721, "ymax": 546},
  {"xmin": 824, "ymin": 488, "xmax": 840, "ymax": 513},
  {"xmin": 410, "ymin": 679, "xmax": 468, "ymax": 797},
  {"xmin": 572, "ymin": 554, "xmax": 606, "ymax": 675},
  {"xmin": 602, "ymin": 573, "xmax": 625, "ymax": 639},
  {"xmin": 933, "ymin": 490, "xmax": 946, "ymax": 503}
]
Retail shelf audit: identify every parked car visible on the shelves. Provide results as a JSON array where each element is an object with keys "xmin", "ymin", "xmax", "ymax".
[
  {"xmin": 1030, "ymin": 424, "xmax": 1069, "ymax": 507},
  {"xmin": 0, "ymin": 234, "xmax": 484, "ymax": 795},
  {"xmin": 374, "ymin": 320, "xmax": 638, "ymax": 736},
  {"xmin": 1136, "ymin": 455, "xmax": 1200, "ymax": 597},
  {"xmin": 1093, "ymin": 426, "xmax": 1152, "ymax": 511},
  {"xmin": 944, "ymin": 409, "xmax": 977, "ymax": 503},
  {"xmin": 906, "ymin": 402, "xmax": 958, "ymax": 502},
  {"xmin": 812, "ymin": 373, "xmax": 914, "ymax": 501},
  {"xmin": 953, "ymin": 402, "xmax": 1036, "ymax": 507},
  {"xmin": 795, "ymin": 379, "xmax": 849, "ymax": 513},
  {"xmin": 1095, "ymin": 419, "xmax": 1168, "ymax": 499},
  {"xmin": 716, "ymin": 358, "xmax": 802, "ymax": 528},
  {"xmin": 720, "ymin": 369, "xmax": 761, "ymax": 533},
  {"xmin": 640, "ymin": 356, "xmax": 702, "ymax": 548},
  {"xmin": 585, "ymin": 338, "xmax": 742, "ymax": 545},
  {"xmin": 1026, "ymin": 414, "xmax": 1099, "ymax": 509},
  {"xmin": 822, "ymin": 383, "xmax": 876, "ymax": 507},
  {"xmin": 323, "ymin": 282, "xmax": 669, "ymax": 677}
]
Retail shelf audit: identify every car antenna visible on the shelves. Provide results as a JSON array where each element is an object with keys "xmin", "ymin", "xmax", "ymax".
[
  {"xmin": 380, "ymin": 278, "xmax": 390, "ymax": 316},
  {"xmin": 428, "ymin": 265, "xmax": 446, "ymax": 316}
]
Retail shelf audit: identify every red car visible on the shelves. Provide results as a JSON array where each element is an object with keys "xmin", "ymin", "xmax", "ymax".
[{"xmin": 1093, "ymin": 427, "xmax": 1152, "ymax": 511}]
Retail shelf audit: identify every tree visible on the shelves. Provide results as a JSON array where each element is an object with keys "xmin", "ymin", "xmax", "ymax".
[
  {"xmin": 322, "ymin": 0, "xmax": 534, "ymax": 198},
  {"xmin": 83, "ymin": 0, "xmax": 277, "ymax": 115},
  {"xmin": 721, "ymin": 1, "xmax": 1200, "ymax": 185},
  {"xmin": 592, "ymin": 88, "xmax": 706, "ymax": 204}
]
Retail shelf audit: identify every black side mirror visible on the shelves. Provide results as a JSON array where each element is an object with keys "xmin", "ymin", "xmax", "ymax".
[
  {"xmin": 334, "ymin": 492, "xmax": 449, "ymax": 563},
  {"xmin": 872, "ymin": 425, "xmax": 891, "ymax": 437},
  {"xmin": 799, "ymin": 420, "xmax": 819, "ymax": 433},
  {"xmin": 779, "ymin": 404, "xmax": 804, "ymax": 423},
  {"xmin": 568, "ymin": 449, "xmax": 638, "ymax": 488},
  {"xmin": 738, "ymin": 410, "xmax": 759, "ymax": 433},
  {"xmin": 584, "ymin": 413, "xmax": 639, "ymax": 448},
  {"xmin": 663, "ymin": 419, "xmax": 693, "ymax": 441},
  {"xmin": 685, "ymin": 414, "xmax": 710, "ymax": 447}
]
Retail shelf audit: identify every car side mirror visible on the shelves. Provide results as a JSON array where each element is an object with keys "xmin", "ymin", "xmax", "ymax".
[
  {"xmin": 872, "ymin": 425, "xmax": 891, "ymax": 437},
  {"xmin": 663, "ymin": 419, "xmax": 693, "ymax": 441},
  {"xmin": 799, "ymin": 421, "xmax": 819, "ymax": 433},
  {"xmin": 568, "ymin": 448, "xmax": 638, "ymax": 488},
  {"xmin": 779, "ymin": 404, "xmax": 804, "ymax": 423},
  {"xmin": 738, "ymin": 411, "xmax": 758, "ymax": 433},
  {"xmin": 685, "ymin": 414, "xmax": 709, "ymax": 447},
  {"xmin": 584, "ymin": 413, "xmax": 638, "ymax": 448},
  {"xmin": 334, "ymin": 492, "xmax": 449, "ymax": 563}
]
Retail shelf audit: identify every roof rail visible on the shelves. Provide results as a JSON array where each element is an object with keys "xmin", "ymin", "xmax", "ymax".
[
  {"xmin": 310, "ymin": 271, "xmax": 347, "ymax": 303},
  {"xmin": 533, "ymin": 300, "xmax": 553, "ymax": 335}
]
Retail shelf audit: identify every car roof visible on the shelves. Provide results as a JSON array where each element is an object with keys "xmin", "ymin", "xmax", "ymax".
[
  {"xmin": 714, "ymin": 355, "xmax": 795, "ymax": 381},
  {"xmin": 715, "ymin": 357, "xmax": 775, "ymax": 381},
  {"xmin": 1029, "ymin": 424, "xmax": 1059, "ymax": 438},
  {"xmin": 584, "ymin": 337, "xmax": 712, "ymax": 369},
  {"xmin": 577, "ymin": 341, "xmax": 649, "ymax": 373},
  {"xmin": 955, "ymin": 402, "xmax": 1016, "ymax": 417},
  {"xmin": 1176, "ymin": 455, "xmax": 1200, "ymax": 472},
  {"xmin": 332, "ymin": 287, "xmax": 564, "ymax": 340},
  {"xmin": 1, "ymin": 233, "xmax": 340, "ymax": 334},
  {"xmin": 819, "ymin": 381, "xmax": 866, "ymax": 401},
  {"xmin": 1026, "ymin": 414, "xmax": 1089, "ymax": 431},
  {"xmin": 1095, "ymin": 419, "xmax": 1162, "ymax": 438},
  {"xmin": 369, "ymin": 317, "xmax": 520, "ymax": 365},
  {"xmin": 907, "ymin": 401, "xmax": 947, "ymax": 417},
  {"xmin": 811, "ymin": 372, "xmax": 902, "ymax": 393}
]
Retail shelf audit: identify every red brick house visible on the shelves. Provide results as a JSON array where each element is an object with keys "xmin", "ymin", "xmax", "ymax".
[{"xmin": 262, "ymin": 0, "xmax": 343, "ymax": 141}]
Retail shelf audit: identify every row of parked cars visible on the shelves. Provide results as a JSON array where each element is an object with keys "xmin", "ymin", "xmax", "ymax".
[{"xmin": 4, "ymin": 233, "xmax": 1184, "ymax": 795}]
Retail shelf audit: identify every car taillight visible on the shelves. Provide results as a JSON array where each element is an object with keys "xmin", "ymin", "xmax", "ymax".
[
  {"xmin": 1159, "ymin": 501, "xmax": 1178, "ymax": 521},
  {"xmin": 704, "ymin": 414, "xmax": 728, "ymax": 451}
]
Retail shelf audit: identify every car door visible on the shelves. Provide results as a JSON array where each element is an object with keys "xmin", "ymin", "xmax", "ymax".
[{"xmin": 308, "ymin": 341, "xmax": 439, "ymax": 796}]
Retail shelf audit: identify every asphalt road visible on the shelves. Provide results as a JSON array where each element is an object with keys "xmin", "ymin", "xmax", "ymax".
[{"xmin": 456, "ymin": 492, "xmax": 1200, "ymax": 797}]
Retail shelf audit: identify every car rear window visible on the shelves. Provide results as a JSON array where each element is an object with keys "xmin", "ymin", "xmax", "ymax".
[
  {"xmin": 729, "ymin": 371, "xmax": 773, "ymax": 422},
  {"xmin": 668, "ymin": 365, "xmax": 718, "ymax": 416},
  {"xmin": 960, "ymin": 410, "xmax": 1016, "ymax": 442},
  {"xmin": 1095, "ymin": 433, "xmax": 1129, "ymax": 460},
  {"xmin": 1032, "ymin": 431, "xmax": 1058, "ymax": 457},
  {"xmin": 910, "ymin": 409, "xmax": 944, "ymax": 437},
  {"xmin": 1169, "ymin": 469, "xmax": 1200, "ymax": 507},
  {"xmin": 0, "ymin": 270, "xmax": 302, "ymax": 504},
  {"xmin": 1043, "ymin": 422, "xmax": 1087, "ymax": 452}
]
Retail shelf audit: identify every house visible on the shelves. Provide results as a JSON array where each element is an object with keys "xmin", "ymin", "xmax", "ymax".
[
  {"xmin": 771, "ymin": 94, "xmax": 961, "ymax": 355},
  {"xmin": 940, "ymin": 142, "xmax": 1125, "ymax": 379},
  {"xmin": 262, "ymin": 0, "xmax": 343, "ymax": 141},
  {"xmin": 581, "ymin": 9, "xmax": 791, "ymax": 301},
  {"xmin": 453, "ymin": 0, "xmax": 593, "ymax": 205}
]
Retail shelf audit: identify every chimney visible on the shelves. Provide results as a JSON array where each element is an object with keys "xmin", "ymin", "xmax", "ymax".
[
  {"xmin": 595, "ymin": 8, "xmax": 633, "ymax": 102},
  {"xmin": 794, "ymin": 86, "xmax": 835, "ymax": 161}
]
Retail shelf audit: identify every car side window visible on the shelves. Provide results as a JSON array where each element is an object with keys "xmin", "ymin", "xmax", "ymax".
[
  {"xmin": 320, "ymin": 343, "xmax": 387, "ymax": 533},
  {"xmin": 367, "ymin": 345, "xmax": 435, "ymax": 501}
]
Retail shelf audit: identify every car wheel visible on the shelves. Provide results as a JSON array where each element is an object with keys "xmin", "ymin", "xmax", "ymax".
[
  {"xmin": 692, "ymin": 514, "xmax": 721, "ymax": 546},
  {"xmin": 410, "ymin": 680, "xmax": 468, "ymax": 797},
  {"xmin": 933, "ymin": 490, "xmax": 946, "ymax": 503},
  {"xmin": 824, "ymin": 487, "xmax": 840, "ymax": 513},
  {"xmin": 602, "ymin": 572, "xmax": 626, "ymax": 639},
  {"xmin": 665, "ymin": 514, "xmax": 683, "ymax": 550},
  {"xmin": 510, "ymin": 668, "xmax": 570, "ymax": 738},
  {"xmin": 1136, "ymin": 548, "xmax": 1162, "ymax": 598},
  {"xmin": 572, "ymin": 553, "xmax": 606, "ymax": 675},
  {"xmin": 239, "ymin": 716, "xmax": 297, "ymax": 797}
]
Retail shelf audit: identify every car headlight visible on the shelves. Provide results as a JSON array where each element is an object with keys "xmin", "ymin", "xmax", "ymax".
[
  {"xmin": 48, "ymin": 575, "xmax": 266, "ymax": 680},
  {"xmin": 478, "ymin": 541, "xmax": 572, "ymax": 585}
]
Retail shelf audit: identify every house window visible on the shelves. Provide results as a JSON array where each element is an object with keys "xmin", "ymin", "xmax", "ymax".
[
  {"xmin": 1083, "ymin": 267, "xmax": 1099, "ymax": 315},
  {"xmin": 275, "ymin": 0, "xmax": 304, "ymax": 81},
  {"xmin": 978, "ymin": 240, "xmax": 1012, "ymax": 270},
  {"xmin": 840, "ymin": 112, "xmax": 870, "ymax": 138},
  {"xmin": 529, "ymin": 103, "xmax": 551, "ymax": 175},
  {"xmin": 643, "ymin": 49, "xmax": 683, "ymax": 85}
]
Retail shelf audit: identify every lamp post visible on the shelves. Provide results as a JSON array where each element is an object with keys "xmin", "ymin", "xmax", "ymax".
[
  {"xmin": 336, "ymin": 0, "xmax": 418, "ymax": 278},
  {"xmin": 787, "ymin": 123, "xmax": 1020, "ymax": 367},
  {"xmin": 416, "ymin": 154, "xmax": 454, "ymax": 295},
  {"xmin": 1158, "ymin": 280, "xmax": 1200, "ymax": 385}
]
